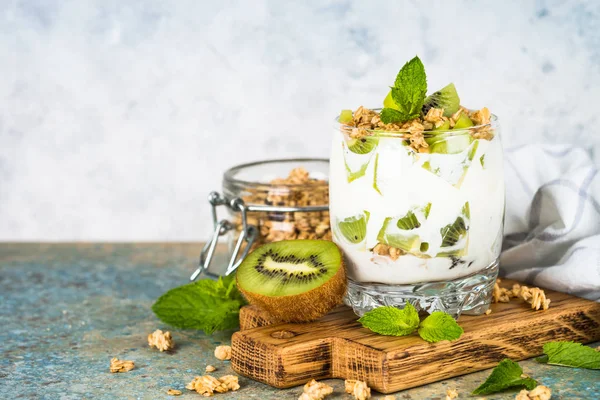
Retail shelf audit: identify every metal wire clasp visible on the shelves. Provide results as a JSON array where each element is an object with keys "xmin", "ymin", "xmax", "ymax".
[{"xmin": 190, "ymin": 192, "xmax": 258, "ymax": 281}]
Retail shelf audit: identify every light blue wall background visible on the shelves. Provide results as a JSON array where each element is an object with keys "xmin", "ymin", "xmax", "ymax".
[{"xmin": 1, "ymin": 0, "xmax": 599, "ymax": 240}]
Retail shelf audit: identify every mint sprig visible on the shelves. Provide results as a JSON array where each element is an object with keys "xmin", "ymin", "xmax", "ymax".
[
  {"xmin": 472, "ymin": 359, "xmax": 537, "ymax": 395},
  {"xmin": 358, "ymin": 303, "xmax": 419, "ymax": 336},
  {"xmin": 381, "ymin": 56, "xmax": 427, "ymax": 124},
  {"xmin": 418, "ymin": 311, "xmax": 464, "ymax": 343},
  {"xmin": 358, "ymin": 304, "xmax": 463, "ymax": 343},
  {"xmin": 536, "ymin": 341, "xmax": 600, "ymax": 369},
  {"xmin": 152, "ymin": 275, "xmax": 246, "ymax": 334}
]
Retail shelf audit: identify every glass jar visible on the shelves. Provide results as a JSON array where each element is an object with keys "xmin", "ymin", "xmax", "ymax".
[
  {"xmin": 190, "ymin": 159, "xmax": 330, "ymax": 280},
  {"xmin": 329, "ymin": 111, "xmax": 505, "ymax": 318}
]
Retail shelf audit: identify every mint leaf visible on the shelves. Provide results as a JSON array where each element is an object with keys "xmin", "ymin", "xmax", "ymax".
[
  {"xmin": 380, "ymin": 108, "xmax": 410, "ymax": 124},
  {"xmin": 152, "ymin": 276, "xmax": 246, "ymax": 334},
  {"xmin": 472, "ymin": 359, "xmax": 538, "ymax": 395},
  {"xmin": 536, "ymin": 341, "xmax": 600, "ymax": 369},
  {"xmin": 418, "ymin": 311, "xmax": 463, "ymax": 343},
  {"xmin": 358, "ymin": 304, "xmax": 419, "ymax": 336},
  {"xmin": 388, "ymin": 56, "xmax": 427, "ymax": 122}
]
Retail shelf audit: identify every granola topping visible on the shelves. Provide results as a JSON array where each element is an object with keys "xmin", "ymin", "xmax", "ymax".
[
  {"xmin": 148, "ymin": 329, "xmax": 175, "ymax": 352},
  {"xmin": 340, "ymin": 105, "xmax": 494, "ymax": 152},
  {"xmin": 109, "ymin": 357, "xmax": 135, "ymax": 373},
  {"xmin": 214, "ymin": 345, "xmax": 232, "ymax": 361},
  {"xmin": 167, "ymin": 389, "xmax": 182, "ymax": 396},
  {"xmin": 298, "ymin": 379, "xmax": 333, "ymax": 400}
]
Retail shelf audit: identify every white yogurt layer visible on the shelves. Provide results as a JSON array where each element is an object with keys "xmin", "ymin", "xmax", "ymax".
[{"xmin": 329, "ymin": 129, "xmax": 505, "ymax": 285}]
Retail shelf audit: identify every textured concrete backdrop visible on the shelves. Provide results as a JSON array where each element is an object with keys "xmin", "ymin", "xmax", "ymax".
[{"xmin": 1, "ymin": 0, "xmax": 599, "ymax": 240}]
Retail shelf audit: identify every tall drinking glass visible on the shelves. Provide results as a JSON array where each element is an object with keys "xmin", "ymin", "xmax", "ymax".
[{"xmin": 329, "ymin": 111, "xmax": 504, "ymax": 318}]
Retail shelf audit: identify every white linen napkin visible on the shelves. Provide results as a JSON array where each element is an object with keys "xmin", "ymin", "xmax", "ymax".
[{"xmin": 501, "ymin": 144, "xmax": 600, "ymax": 301}]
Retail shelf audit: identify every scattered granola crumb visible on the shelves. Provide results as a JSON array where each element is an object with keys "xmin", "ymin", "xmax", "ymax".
[
  {"xmin": 109, "ymin": 357, "xmax": 135, "ymax": 373},
  {"xmin": 383, "ymin": 396, "xmax": 396, "ymax": 400},
  {"xmin": 186, "ymin": 375, "xmax": 239, "ymax": 396},
  {"xmin": 515, "ymin": 385, "xmax": 551, "ymax": 400},
  {"xmin": 166, "ymin": 389, "xmax": 182, "ymax": 396},
  {"xmin": 492, "ymin": 279, "xmax": 550, "ymax": 311},
  {"xmin": 214, "ymin": 345, "xmax": 232, "ymax": 361},
  {"xmin": 219, "ymin": 375, "xmax": 240, "ymax": 391},
  {"xmin": 345, "ymin": 379, "xmax": 371, "ymax": 400},
  {"xmin": 446, "ymin": 387, "xmax": 459, "ymax": 400},
  {"xmin": 298, "ymin": 379, "xmax": 333, "ymax": 400},
  {"xmin": 205, "ymin": 365, "xmax": 216, "ymax": 373},
  {"xmin": 492, "ymin": 280, "xmax": 512, "ymax": 303},
  {"xmin": 485, "ymin": 309, "xmax": 492, "ymax": 315},
  {"xmin": 148, "ymin": 329, "xmax": 175, "ymax": 352},
  {"xmin": 516, "ymin": 284, "xmax": 551, "ymax": 311}
]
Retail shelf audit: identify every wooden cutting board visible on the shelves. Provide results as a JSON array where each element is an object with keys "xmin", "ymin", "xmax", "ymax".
[{"xmin": 230, "ymin": 280, "xmax": 600, "ymax": 394}]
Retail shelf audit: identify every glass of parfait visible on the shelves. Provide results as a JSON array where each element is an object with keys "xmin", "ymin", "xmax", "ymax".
[{"xmin": 329, "ymin": 104, "xmax": 504, "ymax": 318}]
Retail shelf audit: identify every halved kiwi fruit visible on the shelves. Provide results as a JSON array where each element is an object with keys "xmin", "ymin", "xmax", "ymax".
[
  {"xmin": 236, "ymin": 240, "xmax": 346, "ymax": 323},
  {"xmin": 422, "ymin": 83, "xmax": 460, "ymax": 117}
]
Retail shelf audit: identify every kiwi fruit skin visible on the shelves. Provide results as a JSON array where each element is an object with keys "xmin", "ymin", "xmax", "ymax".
[{"xmin": 236, "ymin": 240, "xmax": 347, "ymax": 323}]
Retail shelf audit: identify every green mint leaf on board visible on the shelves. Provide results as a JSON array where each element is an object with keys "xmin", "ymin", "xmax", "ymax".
[
  {"xmin": 380, "ymin": 108, "xmax": 411, "ymax": 124},
  {"xmin": 417, "ymin": 311, "xmax": 464, "ymax": 343},
  {"xmin": 385, "ymin": 56, "xmax": 427, "ymax": 123},
  {"xmin": 536, "ymin": 341, "xmax": 600, "ymax": 369},
  {"xmin": 152, "ymin": 276, "xmax": 246, "ymax": 335},
  {"xmin": 472, "ymin": 359, "xmax": 537, "ymax": 395},
  {"xmin": 358, "ymin": 304, "xmax": 420, "ymax": 336}
]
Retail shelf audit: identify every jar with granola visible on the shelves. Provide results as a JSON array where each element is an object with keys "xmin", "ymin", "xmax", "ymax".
[{"xmin": 190, "ymin": 159, "xmax": 331, "ymax": 280}]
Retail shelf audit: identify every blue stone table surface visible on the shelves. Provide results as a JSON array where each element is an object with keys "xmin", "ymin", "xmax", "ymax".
[{"xmin": 1, "ymin": 243, "xmax": 598, "ymax": 400}]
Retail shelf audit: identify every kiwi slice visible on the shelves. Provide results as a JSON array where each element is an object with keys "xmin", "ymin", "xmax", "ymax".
[
  {"xmin": 453, "ymin": 113, "xmax": 474, "ymax": 129},
  {"xmin": 344, "ymin": 158, "xmax": 370, "ymax": 182},
  {"xmin": 236, "ymin": 240, "xmax": 346, "ymax": 323},
  {"xmin": 347, "ymin": 136, "xmax": 378, "ymax": 154},
  {"xmin": 440, "ymin": 217, "xmax": 467, "ymax": 248},
  {"xmin": 433, "ymin": 120, "xmax": 451, "ymax": 132},
  {"xmin": 339, "ymin": 109, "xmax": 353, "ymax": 124},
  {"xmin": 467, "ymin": 140, "xmax": 479, "ymax": 161},
  {"xmin": 396, "ymin": 210, "xmax": 421, "ymax": 230},
  {"xmin": 336, "ymin": 213, "xmax": 368, "ymax": 244},
  {"xmin": 377, "ymin": 217, "xmax": 420, "ymax": 253},
  {"xmin": 422, "ymin": 83, "xmax": 460, "ymax": 117},
  {"xmin": 427, "ymin": 133, "xmax": 473, "ymax": 154},
  {"xmin": 383, "ymin": 90, "xmax": 401, "ymax": 111}
]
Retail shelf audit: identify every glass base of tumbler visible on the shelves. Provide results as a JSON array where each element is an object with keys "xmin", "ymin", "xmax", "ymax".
[{"xmin": 345, "ymin": 259, "xmax": 499, "ymax": 319}]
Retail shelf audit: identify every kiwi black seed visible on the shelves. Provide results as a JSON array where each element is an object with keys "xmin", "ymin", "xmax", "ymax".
[{"xmin": 236, "ymin": 240, "xmax": 346, "ymax": 323}]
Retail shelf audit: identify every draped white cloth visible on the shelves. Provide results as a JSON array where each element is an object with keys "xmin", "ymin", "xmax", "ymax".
[{"xmin": 501, "ymin": 145, "xmax": 600, "ymax": 301}]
